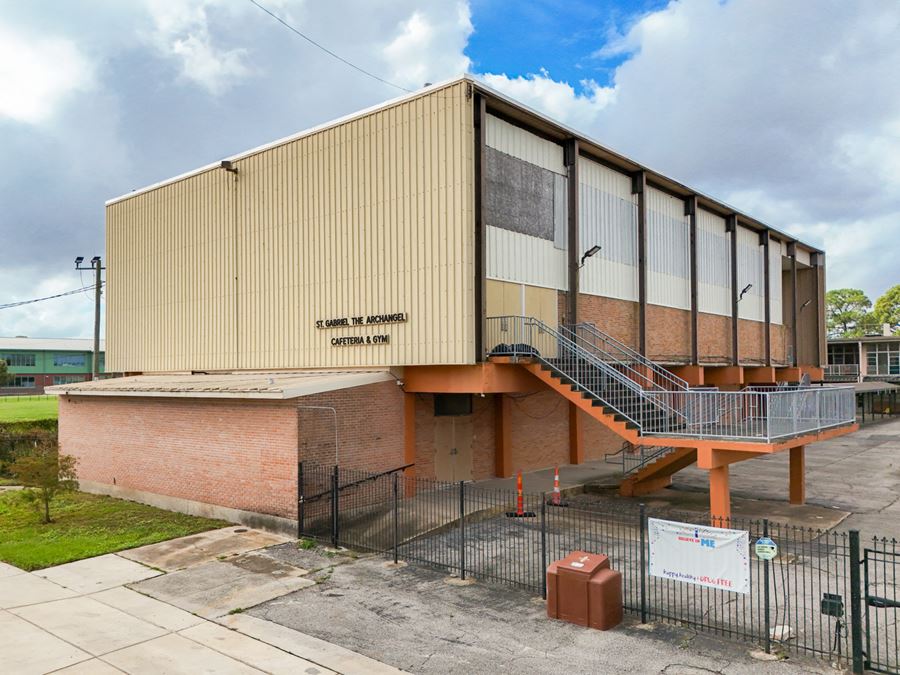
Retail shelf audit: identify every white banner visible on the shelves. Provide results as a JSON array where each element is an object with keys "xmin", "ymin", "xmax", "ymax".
[{"xmin": 648, "ymin": 518, "xmax": 750, "ymax": 594}]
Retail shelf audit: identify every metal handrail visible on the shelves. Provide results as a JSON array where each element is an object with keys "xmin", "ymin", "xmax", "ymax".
[
  {"xmin": 485, "ymin": 315, "xmax": 857, "ymax": 443},
  {"xmin": 572, "ymin": 322, "xmax": 689, "ymax": 392}
]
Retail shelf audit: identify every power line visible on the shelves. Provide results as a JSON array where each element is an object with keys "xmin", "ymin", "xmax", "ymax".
[
  {"xmin": 0, "ymin": 284, "xmax": 103, "ymax": 311},
  {"xmin": 246, "ymin": 0, "xmax": 413, "ymax": 94}
]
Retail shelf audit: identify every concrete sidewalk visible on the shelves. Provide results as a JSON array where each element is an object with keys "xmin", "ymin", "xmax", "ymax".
[{"xmin": 0, "ymin": 528, "xmax": 401, "ymax": 674}]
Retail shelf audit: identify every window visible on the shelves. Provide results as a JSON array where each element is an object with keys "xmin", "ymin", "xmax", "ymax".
[
  {"xmin": 866, "ymin": 342, "xmax": 900, "ymax": 375},
  {"xmin": 52, "ymin": 375, "xmax": 86, "ymax": 385},
  {"xmin": 0, "ymin": 353, "xmax": 36, "ymax": 367},
  {"xmin": 9, "ymin": 376, "xmax": 36, "ymax": 389},
  {"xmin": 827, "ymin": 343, "xmax": 858, "ymax": 366},
  {"xmin": 434, "ymin": 394, "xmax": 473, "ymax": 416},
  {"xmin": 53, "ymin": 353, "xmax": 86, "ymax": 367}
]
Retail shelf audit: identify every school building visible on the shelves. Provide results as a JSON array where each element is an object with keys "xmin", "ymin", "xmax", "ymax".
[
  {"xmin": 0, "ymin": 337, "xmax": 108, "ymax": 395},
  {"xmin": 49, "ymin": 76, "xmax": 857, "ymax": 530}
]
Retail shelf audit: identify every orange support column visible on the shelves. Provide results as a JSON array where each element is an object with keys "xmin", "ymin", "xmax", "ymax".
[
  {"xmin": 789, "ymin": 445, "xmax": 805, "ymax": 505},
  {"xmin": 569, "ymin": 403, "xmax": 584, "ymax": 465},
  {"xmin": 495, "ymin": 394, "xmax": 513, "ymax": 478},
  {"xmin": 708, "ymin": 465, "xmax": 731, "ymax": 524}
]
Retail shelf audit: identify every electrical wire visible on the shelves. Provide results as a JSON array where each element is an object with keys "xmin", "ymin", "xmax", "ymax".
[
  {"xmin": 0, "ymin": 284, "xmax": 103, "ymax": 311},
  {"xmin": 246, "ymin": 0, "xmax": 413, "ymax": 94}
]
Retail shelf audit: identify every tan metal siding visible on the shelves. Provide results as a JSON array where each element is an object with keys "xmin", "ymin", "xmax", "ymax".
[
  {"xmin": 697, "ymin": 209, "xmax": 731, "ymax": 317},
  {"xmin": 107, "ymin": 82, "xmax": 474, "ymax": 372}
]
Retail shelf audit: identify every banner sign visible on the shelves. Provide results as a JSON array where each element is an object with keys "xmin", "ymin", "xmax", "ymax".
[{"xmin": 648, "ymin": 518, "xmax": 750, "ymax": 594}]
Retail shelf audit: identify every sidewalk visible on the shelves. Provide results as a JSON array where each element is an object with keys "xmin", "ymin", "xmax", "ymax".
[{"xmin": 0, "ymin": 527, "xmax": 401, "ymax": 674}]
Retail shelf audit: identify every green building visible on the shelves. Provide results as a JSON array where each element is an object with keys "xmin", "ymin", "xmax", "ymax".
[{"xmin": 0, "ymin": 337, "xmax": 107, "ymax": 395}]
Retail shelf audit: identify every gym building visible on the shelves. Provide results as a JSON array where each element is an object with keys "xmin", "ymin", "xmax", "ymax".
[{"xmin": 50, "ymin": 76, "xmax": 856, "ymax": 530}]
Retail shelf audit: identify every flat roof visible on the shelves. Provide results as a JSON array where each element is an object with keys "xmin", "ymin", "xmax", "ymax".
[
  {"xmin": 0, "ymin": 337, "xmax": 103, "ymax": 352},
  {"xmin": 45, "ymin": 370, "xmax": 394, "ymax": 399},
  {"xmin": 107, "ymin": 75, "xmax": 822, "ymax": 255},
  {"xmin": 829, "ymin": 335, "xmax": 899, "ymax": 344}
]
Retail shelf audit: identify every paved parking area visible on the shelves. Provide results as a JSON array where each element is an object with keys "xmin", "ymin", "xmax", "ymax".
[{"xmin": 0, "ymin": 529, "xmax": 400, "ymax": 674}]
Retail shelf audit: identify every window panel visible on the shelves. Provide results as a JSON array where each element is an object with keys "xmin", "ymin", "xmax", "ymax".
[{"xmin": 53, "ymin": 354, "xmax": 86, "ymax": 367}]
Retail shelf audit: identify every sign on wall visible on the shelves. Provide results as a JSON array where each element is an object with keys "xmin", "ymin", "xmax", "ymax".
[
  {"xmin": 648, "ymin": 518, "xmax": 750, "ymax": 594},
  {"xmin": 314, "ymin": 312, "xmax": 408, "ymax": 347}
]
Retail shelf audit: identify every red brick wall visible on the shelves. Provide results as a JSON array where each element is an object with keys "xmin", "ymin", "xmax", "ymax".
[
  {"xmin": 698, "ymin": 313, "xmax": 731, "ymax": 364},
  {"xmin": 413, "ymin": 393, "xmax": 496, "ymax": 481},
  {"xmin": 577, "ymin": 294, "xmax": 640, "ymax": 350},
  {"xmin": 646, "ymin": 305, "xmax": 691, "ymax": 363},
  {"xmin": 58, "ymin": 381, "xmax": 406, "ymax": 519},
  {"xmin": 738, "ymin": 318, "xmax": 766, "ymax": 365},
  {"xmin": 580, "ymin": 409, "xmax": 624, "ymax": 460},
  {"xmin": 59, "ymin": 395, "xmax": 299, "ymax": 518},
  {"xmin": 771, "ymin": 324, "xmax": 788, "ymax": 365}
]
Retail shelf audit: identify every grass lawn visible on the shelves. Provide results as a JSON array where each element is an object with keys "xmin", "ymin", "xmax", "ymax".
[
  {"xmin": 0, "ymin": 490, "xmax": 229, "ymax": 571},
  {"xmin": 0, "ymin": 395, "xmax": 58, "ymax": 423}
]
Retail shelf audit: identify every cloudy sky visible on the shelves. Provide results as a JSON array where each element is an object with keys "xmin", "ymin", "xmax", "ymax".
[{"xmin": 1, "ymin": 0, "xmax": 898, "ymax": 338}]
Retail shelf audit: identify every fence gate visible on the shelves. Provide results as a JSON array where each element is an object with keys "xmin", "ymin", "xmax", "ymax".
[{"xmin": 864, "ymin": 546, "xmax": 900, "ymax": 673}]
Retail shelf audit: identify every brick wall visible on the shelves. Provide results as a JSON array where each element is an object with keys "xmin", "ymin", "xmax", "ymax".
[
  {"xmin": 771, "ymin": 324, "xmax": 788, "ymax": 365},
  {"xmin": 577, "ymin": 294, "xmax": 640, "ymax": 350},
  {"xmin": 646, "ymin": 305, "xmax": 691, "ymax": 363},
  {"xmin": 698, "ymin": 313, "xmax": 731, "ymax": 364},
  {"xmin": 738, "ymin": 318, "xmax": 766, "ymax": 365}
]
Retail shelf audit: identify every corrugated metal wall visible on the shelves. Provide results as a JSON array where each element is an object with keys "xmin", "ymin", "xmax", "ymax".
[
  {"xmin": 736, "ymin": 225, "xmax": 765, "ymax": 321},
  {"xmin": 646, "ymin": 186, "xmax": 690, "ymax": 311},
  {"xmin": 577, "ymin": 156, "xmax": 639, "ymax": 302},
  {"xmin": 106, "ymin": 82, "xmax": 474, "ymax": 372},
  {"xmin": 770, "ymin": 241, "xmax": 783, "ymax": 325},
  {"xmin": 486, "ymin": 226, "xmax": 566, "ymax": 289},
  {"xmin": 485, "ymin": 114, "xmax": 566, "ymax": 175},
  {"xmin": 696, "ymin": 209, "xmax": 731, "ymax": 316}
]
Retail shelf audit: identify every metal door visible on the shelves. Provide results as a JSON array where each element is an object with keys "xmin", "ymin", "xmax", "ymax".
[{"xmin": 864, "ymin": 546, "xmax": 900, "ymax": 673}]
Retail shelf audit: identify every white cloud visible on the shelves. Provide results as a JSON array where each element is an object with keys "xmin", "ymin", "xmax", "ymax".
[
  {"xmin": 0, "ymin": 25, "xmax": 93, "ymax": 124},
  {"xmin": 383, "ymin": 2, "xmax": 472, "ymax": 89},
  {"xmin": 143, "ymin": 0, "xmax": 250, "ymax": 95}
]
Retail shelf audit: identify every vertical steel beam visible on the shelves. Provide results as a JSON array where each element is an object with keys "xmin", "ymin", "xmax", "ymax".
[
  {"xmin": 726, "ymin": 215, "xmax": 739, "ymax": 366},
  {"xmin": 686, "ymin": 196, "xmax": 699, "ymax": 364},
  {"xmin": 812, "ymin": 252, "xmax": 826, "ymax": 368},
  {"xmin": 632, "ymin": 171, "xmax": 647, "ymax": 355},
  {"xmin": 474, "ymin": 92, "xmax": 486, "ymax": 361},
  {"xmin": 788, "ymin": 241, "xmax": 799, "ymax": 367},
  {"xmin": 760, "ymin": 230, "xmax": 772, "ymax": 366},
  {"xmin": 789, "ymin": 445, "xmax": 805, "ymax": 504},
  {"xmin": 566, "ymin": 139, "xmax": 580, "ymax": 324}
]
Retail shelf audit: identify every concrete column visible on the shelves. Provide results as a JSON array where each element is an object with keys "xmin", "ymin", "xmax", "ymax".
[
  {"xmin": 495, "ymin": 394, "xmax": 513, "ymax": 478},
  {"xmin": 789, "ymin": 445, "xmax": 805, "ymax": 505},
  {"xmin": 569, "ymin": 403, "xmax": 584, "ymax": 465},
  {"xmin": 709, "ymin": 465, "xmax": 731, "ymax": 523}
]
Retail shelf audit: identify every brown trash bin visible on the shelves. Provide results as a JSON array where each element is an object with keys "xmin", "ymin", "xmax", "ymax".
[{"xmin": 546, "ymin": 551, "xmax": 622, "ymax": 630}]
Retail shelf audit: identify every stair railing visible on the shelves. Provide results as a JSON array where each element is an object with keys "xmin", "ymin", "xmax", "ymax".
[{"xmin": 571, "ymin": 322, "xmax": 689, "ymax": 392}]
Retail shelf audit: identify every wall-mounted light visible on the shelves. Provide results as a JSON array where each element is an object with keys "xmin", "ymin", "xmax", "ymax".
[
  {"xmin": 800, "ymin": 299, "xmax": 812, "ymax": 312},
  {"xmin": 220, "ymin": 160, "xmax": 238, "ymax": 174},
  {"xmin": 738, "ymin": 283, "xmax": 753, "ymax": 301},
  {"xmin": 579, "ymin": 245, "xmax": 602, "ymax": 268}
]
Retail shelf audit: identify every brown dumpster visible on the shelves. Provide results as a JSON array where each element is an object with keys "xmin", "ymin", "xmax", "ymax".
[{"xmin": 546, "ymin": 551, "xmax": 622, "ymax": 630}]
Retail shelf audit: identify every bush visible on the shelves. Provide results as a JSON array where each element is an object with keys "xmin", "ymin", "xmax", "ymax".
[{"xmin": 8, "ymin": 430, "xmax": 78, "ymax": 524}]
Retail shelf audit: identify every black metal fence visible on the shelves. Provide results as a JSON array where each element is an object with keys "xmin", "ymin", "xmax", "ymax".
[{"xmin": 298, "ymin": 462, "xmax": 898, "ymax": 674}]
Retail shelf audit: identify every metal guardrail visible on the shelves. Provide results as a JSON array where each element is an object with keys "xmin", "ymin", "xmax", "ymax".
[
  {"xmin": 605, "ymin": 442, "xmax": 679, "ymax": 475},
  {"xmin": 572, "ymin": 322, "xmax": 689, "ymax": 392},
  {"xmin": 485, "ymin": 315, "xmax": 857, "ymax": 443}
]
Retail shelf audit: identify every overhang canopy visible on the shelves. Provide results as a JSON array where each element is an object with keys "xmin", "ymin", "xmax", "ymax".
[{"xmin": 45, "ymin": 370, "xmax": 395, "ymax": 399}]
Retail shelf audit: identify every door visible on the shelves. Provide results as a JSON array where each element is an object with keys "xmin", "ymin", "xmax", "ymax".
[{"xmin": 433, "ymin": 416, "xmax": 474, "ymax": 483}]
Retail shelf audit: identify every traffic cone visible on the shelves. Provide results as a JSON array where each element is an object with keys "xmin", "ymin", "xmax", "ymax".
[
  {"xmin": 506, "ymin": 470, "xmax": 536, "ymax": 518},
  {"xmin": 547, "ymin": 466, "xmax": 569, "ymax": 507}
]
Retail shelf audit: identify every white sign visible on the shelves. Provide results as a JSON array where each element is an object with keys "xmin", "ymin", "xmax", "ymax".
[
  {"xmin": 648, "ymin": 518, "xmax": 750, "ymax": 594},
  {"xmin": 754, "ymin": 537, "xmax": 778, "ymax": 561}
]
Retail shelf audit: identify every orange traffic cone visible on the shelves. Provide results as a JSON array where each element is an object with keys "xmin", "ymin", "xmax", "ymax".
[
  {"xmin": 548, "ymin": 466, "xmax": 569, "ymax": 507},
  {"xmin": 506, "ymin": 470, "xmax": 536, "ymax": 518}
]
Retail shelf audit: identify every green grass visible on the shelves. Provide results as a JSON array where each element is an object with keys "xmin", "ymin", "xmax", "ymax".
[
  {"xmin": 0, "ymin": 490, "xmax": 229, "ymax": 571},
  {"xmin": 0, "ymin": 396, "xmax": 58, "ymax": 423}
]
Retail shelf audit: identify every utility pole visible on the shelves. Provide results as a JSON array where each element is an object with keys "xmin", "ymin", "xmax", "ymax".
[{"xmin": 74, "ymin": 255, "xmax": 105, "ymax": 380}]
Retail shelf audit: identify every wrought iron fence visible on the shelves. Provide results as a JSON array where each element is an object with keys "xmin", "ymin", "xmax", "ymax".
[{"xmin": 299, "ymin": 461, "xmax": 899, "ymax": 674}]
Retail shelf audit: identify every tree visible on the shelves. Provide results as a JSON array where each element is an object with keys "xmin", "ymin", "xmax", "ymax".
[
  {"xmin": 826, "ymin": 288, "xmax": 874, "ymax": 338},
  {"xmin": 0, "ymin": 359, "xmax": 11, "ymax": 387},
  {"xmin": 9, "ymin": 432, "xmax": 78, "ymax": 524},
  {"xmin": 874, "ymin": 284, "xmax": 900, "ymax": 334}
]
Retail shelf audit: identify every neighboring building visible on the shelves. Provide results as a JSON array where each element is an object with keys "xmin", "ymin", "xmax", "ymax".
[
  {"xmin": 50, "ymin": 76, "xmax": 855, "ymax": 530},
  {"xmin": 827, "ymin": 325, "xmax": 900, "ymax": 384},
  {"xmin": 0, "ymin": 337, "xmax": 109, "ymax": 395}
]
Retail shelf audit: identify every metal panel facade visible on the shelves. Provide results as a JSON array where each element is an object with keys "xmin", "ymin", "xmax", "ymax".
[
  {"xmin": 485, "ymin": 114, "xmax": 566, "ymax": 175},
  {"xmin": 697, "ymin": 209, "xmax": 731, "ymax": 317},
  {"xmin": 577, "ymin": 156, "xmax": 639, "ymax": 302},
  {"xmin": 646, "ymin": 186, "xmax": 690, "ymax": 311},
  {"xmin": 736, "ymin": 225, "xmax": 765, "ymax": 321},
  {"xmin": 107, "ymin": 82, "xmax": 474, "ymax": 372},
  {"xmin": 486, "ymin": 226, "xmax": 566, "ymax": 290}
]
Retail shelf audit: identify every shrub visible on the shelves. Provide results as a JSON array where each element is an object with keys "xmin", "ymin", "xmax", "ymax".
[{"xmin": 8, "ymin": 431, "xmax": 78, "ymax": 524}]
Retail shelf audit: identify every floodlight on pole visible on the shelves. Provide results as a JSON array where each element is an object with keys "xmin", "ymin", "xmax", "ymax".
[
  {"xmin": 738, "ymin": 283, "xmax": 753, "ymax": 301},
  {"xmin": 75, "ymin": 255, "xmax": 106, "ymax": 380},
  {"xmin": 579, "ymin": 245, "xmax": 602, "ymax": 269}
]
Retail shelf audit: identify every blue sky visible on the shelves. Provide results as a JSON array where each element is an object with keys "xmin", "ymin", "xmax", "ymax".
[{"xmin": 0, "ymin": 0, "xmax": 897, "ymax": 338}]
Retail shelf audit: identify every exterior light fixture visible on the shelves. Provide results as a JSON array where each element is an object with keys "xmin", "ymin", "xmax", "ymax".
[
  {"xmin": 74, "ymin": 256, "xmax": 84, "ymax": 266},
  {"xmin": 800, "ymin": 299, "xmax": 812, "ymax": 311},
  {"xmin": 738, "ymin": 283, "xmax": 753, "ymax": 301},
  {"xmin": 579, "ymin": 245, "xmax": 602, "ymax": 268},
  {"xmin": 220, "ymin": 160, "xmax": 238, "ymax": 174}
]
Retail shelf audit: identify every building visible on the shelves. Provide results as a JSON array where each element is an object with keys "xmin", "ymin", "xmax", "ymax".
[
  {"xmin": 0, "ymin": 337, "xmax": 108, "ymax": 395},
  {"xmin": 826, "ymin": 326, "xmax": 900, "ymax": 384},
  {"xmin": 49, "ymin": 76, "xmax": 856, "ymax": 531}
]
